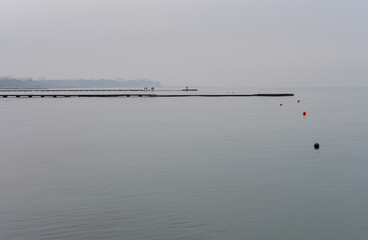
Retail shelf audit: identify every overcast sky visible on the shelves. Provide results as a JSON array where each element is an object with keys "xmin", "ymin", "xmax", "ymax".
[{"xmin": 0, "ymin": 0, "xmax": 367, "ymax": 87}]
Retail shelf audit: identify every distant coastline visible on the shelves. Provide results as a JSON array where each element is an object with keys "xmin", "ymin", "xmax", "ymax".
[{"xmin": 0, "ymin": 77, "xmax": 161, "ymax": 88}]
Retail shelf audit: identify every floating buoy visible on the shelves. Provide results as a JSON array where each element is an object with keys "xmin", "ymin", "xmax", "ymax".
[
  {"xmin": 314, "ymin": 143, "xmax": 320, "ymax": 149},
  {"xmin": 297, "ymin": 100, "xmax": 300, "ymax": 103},
  {"xmin": 303, "ymin": 112, "xmax": 306, "ymax": 116}
]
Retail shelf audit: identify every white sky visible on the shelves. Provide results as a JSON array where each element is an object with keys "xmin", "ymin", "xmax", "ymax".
[{"xmin": 0, "ymin": 0, "xmax": 367, "ymax": 87}]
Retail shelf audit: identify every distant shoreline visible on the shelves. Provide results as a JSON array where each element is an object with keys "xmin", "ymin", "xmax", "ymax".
[{"xmin": 0, "ymin": 77, "xmax": 161, "ymax": 89}]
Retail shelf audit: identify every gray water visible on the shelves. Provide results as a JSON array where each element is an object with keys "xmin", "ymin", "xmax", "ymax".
[{"xmin": 1, "ymin": 87, "xmax": 367, "ymax": 239}]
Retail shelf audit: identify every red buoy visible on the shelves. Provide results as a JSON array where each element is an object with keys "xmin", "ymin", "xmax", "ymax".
[
  {"xmin": 297, "ymin": 100, "xmax": 300, "ymax": 103},
  {"xmin": 303, "ymin": 112, "xmax": 306, "ymax": 116}
]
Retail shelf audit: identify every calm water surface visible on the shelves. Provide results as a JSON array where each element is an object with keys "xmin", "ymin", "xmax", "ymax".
[{"xmin": 0, "ymin": 87, "xmax": 367, "ymax": 239}]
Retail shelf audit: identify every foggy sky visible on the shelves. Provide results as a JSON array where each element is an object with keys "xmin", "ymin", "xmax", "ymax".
[{"xmin": 0, "ymin": 0, "xmax": 367, "ymax": 87}]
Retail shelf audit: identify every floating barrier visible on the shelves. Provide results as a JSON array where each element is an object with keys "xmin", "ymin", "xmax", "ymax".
[{"xmin": 0, "ymin": 93, "xmax": 294, "ymax": 98}]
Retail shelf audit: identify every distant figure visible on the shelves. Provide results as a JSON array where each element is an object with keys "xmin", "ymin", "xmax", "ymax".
[
  {"xmin": 186, "ymin": 86, "xmax": 188, "ymax": 91},
  {"xmin": 151, "ymin": 87, "xmax": 154, "ymax": 91}
]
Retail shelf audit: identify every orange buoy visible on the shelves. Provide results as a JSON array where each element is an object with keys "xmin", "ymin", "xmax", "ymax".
[{"xmin": 303, "ymin": 112, "xmax": 306, "ymax": 116}]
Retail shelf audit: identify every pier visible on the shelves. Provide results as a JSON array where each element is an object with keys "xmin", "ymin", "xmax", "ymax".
[{"xmin": 0, "ymin": 88, "xmax": 187, "ymax": 92}]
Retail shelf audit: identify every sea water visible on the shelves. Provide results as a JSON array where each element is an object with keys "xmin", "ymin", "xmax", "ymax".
[{"xmin": 0, "ymin": 87, "xmax": 367, "ymax": 239}]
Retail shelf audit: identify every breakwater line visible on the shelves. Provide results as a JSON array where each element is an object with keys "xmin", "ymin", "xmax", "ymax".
[{"xmin": 0, "ymin": 93, "xmax": 294, "ymax": 98}]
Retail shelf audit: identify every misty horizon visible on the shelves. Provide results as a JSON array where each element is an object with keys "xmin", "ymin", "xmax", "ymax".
[{"xmin": 1, "ymin": 0, "xmax": 367, "ymax": 88}]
